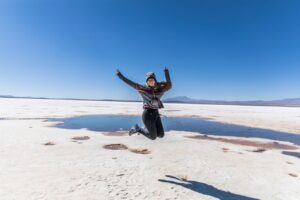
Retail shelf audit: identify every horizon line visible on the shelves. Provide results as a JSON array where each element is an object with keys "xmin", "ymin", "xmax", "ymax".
[{"xmin": 0, "ymin": 94, "xmax": 299, "ymax": 103}]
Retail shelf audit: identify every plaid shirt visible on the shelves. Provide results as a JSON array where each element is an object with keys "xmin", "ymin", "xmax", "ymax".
[{"xmin": 117, "ymin": 69, "xmax": 172, "ymax": 109}]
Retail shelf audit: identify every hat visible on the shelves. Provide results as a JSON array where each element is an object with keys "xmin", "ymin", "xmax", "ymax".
[{"xmin": 146, "ymin": 72, "xmax": 157, "ymax": 82}]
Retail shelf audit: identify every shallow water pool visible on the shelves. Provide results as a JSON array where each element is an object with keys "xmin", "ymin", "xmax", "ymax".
[{"xmin": 49, "ymin": 115, "xmax": 300, "ymax": 145}]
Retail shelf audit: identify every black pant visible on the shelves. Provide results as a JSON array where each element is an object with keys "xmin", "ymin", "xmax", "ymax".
[{"xmin": 139, "ymin": 108, "xmax": 164, "ymax": 140}]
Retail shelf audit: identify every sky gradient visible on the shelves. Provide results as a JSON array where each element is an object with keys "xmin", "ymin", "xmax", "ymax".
[{"xmin": 0, "ymin": 0, "xmax": 299, "ymax": 101}]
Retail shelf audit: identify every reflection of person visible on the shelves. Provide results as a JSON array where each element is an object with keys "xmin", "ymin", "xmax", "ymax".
[{"xmin": 116, "ymin": 67, "xmax": 172, "ymax": 140}]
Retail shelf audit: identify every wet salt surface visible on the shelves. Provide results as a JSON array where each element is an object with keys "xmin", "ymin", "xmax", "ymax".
[{"xmin": 49, "ymin": 115, "xmax": 300, "ymax": 146}]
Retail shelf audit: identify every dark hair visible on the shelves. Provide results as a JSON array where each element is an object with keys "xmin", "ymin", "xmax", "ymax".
[{"xmin": 146, "ymin": 72, "xmax": 157, "ymax": 82}]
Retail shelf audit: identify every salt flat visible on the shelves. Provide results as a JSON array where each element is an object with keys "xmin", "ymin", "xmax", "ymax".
[{"xmin": 0, "ymin": 98, "xmax": 299, "ymax": 200}]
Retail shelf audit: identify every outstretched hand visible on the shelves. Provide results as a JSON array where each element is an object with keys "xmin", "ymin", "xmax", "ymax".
[
  {"xmin": 116, "ymin": 69, "xmax": 121, "ymax": 75},
  {"xmin": 164, "ymin": 66, "xmax": 169, "ymax": 71}
]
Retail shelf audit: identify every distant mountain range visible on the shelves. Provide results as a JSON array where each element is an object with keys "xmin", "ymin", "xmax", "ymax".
[
  {"xmin": 0, "ymin": 95, "xmax": 140, "ymax": 102},
  {"xmin": 163, "ymin": 96, "xmax": 300, "ymax": 107},
  {"xmin": 1, "ymin": 94, "xmax": 300, "ymax": 107}
]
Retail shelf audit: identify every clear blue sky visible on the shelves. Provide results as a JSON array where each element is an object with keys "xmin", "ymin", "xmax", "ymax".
[{"xmin": 0, "ymin": 0, "xmax": 299, "ymax": 101}]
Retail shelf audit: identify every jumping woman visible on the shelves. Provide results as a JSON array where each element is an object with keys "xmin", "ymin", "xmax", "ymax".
[{"xmin": 116, "ymin": 67, "xmax": 172, "ymax": 140}]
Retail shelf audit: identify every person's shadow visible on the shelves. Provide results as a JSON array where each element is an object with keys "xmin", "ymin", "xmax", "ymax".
[{"xmin": 158, "ymin": 175, "xmax": 260, "ymax": 200}]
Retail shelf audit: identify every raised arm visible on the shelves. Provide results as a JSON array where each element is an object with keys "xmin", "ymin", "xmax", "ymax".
[
  {"xmin": 161, "ymin": 67, "xmax": 172, "ymax": 92},
  {"xmin": 164, "ymin": 67, "xmax": 171, "ymax": 85},
  {"xmin": 116, "ymin": 70, "xmax": 144, "ymax": 90}
]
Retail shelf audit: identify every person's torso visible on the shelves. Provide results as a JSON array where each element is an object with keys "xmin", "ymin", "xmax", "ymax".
[{"xmin": 138, "ymin": 84, "xmax": 165, "ymax": 109}]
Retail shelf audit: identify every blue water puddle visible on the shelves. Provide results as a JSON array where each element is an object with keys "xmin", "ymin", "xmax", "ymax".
[{"xmin": 49, "ymin": 114, "xmax": 300, "ymax": 146}]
